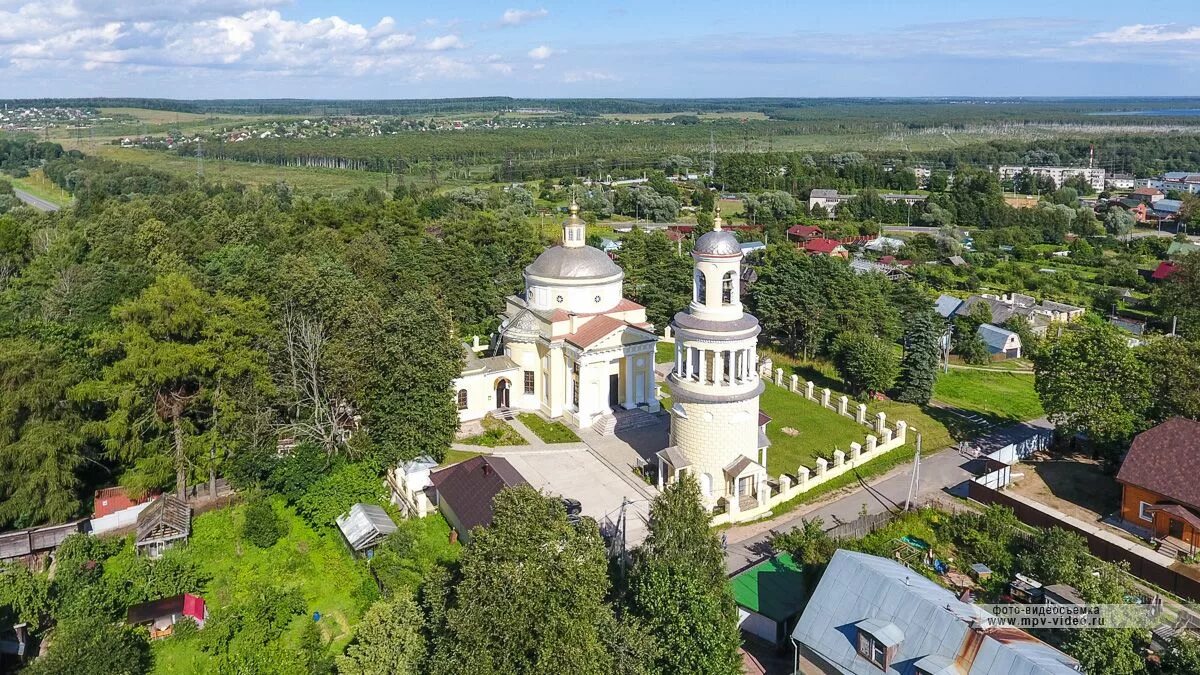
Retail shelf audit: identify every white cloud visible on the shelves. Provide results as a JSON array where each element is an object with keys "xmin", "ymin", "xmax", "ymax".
[
  {"xmin": 1081, "ymin": 23, "xmax": 1200, "ymax": 44},
  {"xmin": 527, "ymin": 44, "xmax": 554, "ymax": 60},
  {"xmin": 500, "ymin": 8, "xmax": 547, "ymax": 26},
  {"xmin": 424, "ymin": 34, "xmax": 464, "ymax": 50}
]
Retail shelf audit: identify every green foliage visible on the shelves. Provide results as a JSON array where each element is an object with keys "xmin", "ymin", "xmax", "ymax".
[
  {"xmin": 336, "ymin": 593, "xmax": 426, "ymax": 675},
  {"xmin": 934, "ymin": 505, "xmax": 1022, "ymax": 576},
  {"xmin": 1066, "ymin": 627, "xmax": 1147, "ymax": 675},
  {"xmin": 242, "ymin": 495, "xmax": 287, "ymax": 548},
  {"xmin": 200, "ymin": 586, "xmax": 308, "ymax": 669},
  {"xmin": 1139, "ymin": 336, "xmax": 1200, "ymax": 426},
  {"xmin": 457, "ymin": 415, "xmax": 525, "ymax": 447},
  {"xmin": 425, "ymin": 486, "xmax": 620, "ymax": 675},
  {"xmin": 73, "ymin": 273, "xmax": 272, "ymax": 498},
  {"xmin": 369, "ymin": 515, "xmax": 461, "ymax": 596},
  {"xmin": 614, "ymin": 228, "xmax": 692, "ymax": 329},
  {"xmin": 1160, "ymin": 635, "xmax": 1200, "ymax": 675},
  {"xmin": 893, "ymin": 308, "xmax": 942, "ymax": 404},
  {"xmin": 1160, "ymin": 252, "xmax": 1200, "ymax": 339},
  {"xmin": 832, "ymin": 332, "xmax": 898, "ymax": 397},
  {"xmin": 625, "ymin": 475, "xmax": 741, "ymax": 675},
  {"xmin": 24, "ymin": 616, "xmax": 152, "ymax": 675},
  {"xmin": 769, "ymin": 517, "xmax": 837, "ymax": 566},
  {"xmin": 1034, "ymin": 322, "xmax": 1151, "ymax": 446},
  {"xmin": 294, "ymin": 462, "xmax": 386, "ymax": 530},
  {"xmin": 0, "ymin": 562, "xmax": 53, "ymax": 631}
]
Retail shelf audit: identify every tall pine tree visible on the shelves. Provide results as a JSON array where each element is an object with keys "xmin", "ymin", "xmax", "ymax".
[{"xmin": 894, "ymin": 308, "xmax": 943, "ymax": 404}]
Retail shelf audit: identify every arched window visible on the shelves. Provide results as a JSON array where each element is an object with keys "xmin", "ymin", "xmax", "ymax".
[
  {"xmin": 695, "ymin": 270, "xmax": 707, "ymax": 304},
  {"xmin": 722, "ymin": 271, "xmax": 735, "ymax": 304},
  {"xmin": 456, "ymin": 389, "xmax": 468, "ymax": 410},
  {"xmin": 700, "ymin": 473, "xmax": 713, "ymax": 497}
]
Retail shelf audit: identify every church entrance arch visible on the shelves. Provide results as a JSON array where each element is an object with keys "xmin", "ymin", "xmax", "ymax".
[{"xmin": 495, "ymin": 379, "xmax": 511, "ymax": 409}]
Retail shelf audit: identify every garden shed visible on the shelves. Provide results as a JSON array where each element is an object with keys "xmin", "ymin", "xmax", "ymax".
[
  {"xmin": 135, "ymin": 494, "xmax": 192, "ymax": 558},
  {"xmin": 335, "ymin": 503, "xmax": 398, "ymax": 557},
  {"xmin": 731, "ymin": 552, "xmax": 808, "ymax": 645}
]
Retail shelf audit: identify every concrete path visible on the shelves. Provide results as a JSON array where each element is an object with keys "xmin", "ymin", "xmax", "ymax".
[
  {"xmin": 723, "ymin": 417, "xmax": 1052, "ymax": 573},
  {"xmin": 14, "ymin": 188, "xmax": 60, "ymax": 212}
]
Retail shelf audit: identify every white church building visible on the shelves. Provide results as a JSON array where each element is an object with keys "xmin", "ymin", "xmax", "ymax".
[{"xmin": 454, "ymin": 201, "xmax": 660, "ymax": 429}]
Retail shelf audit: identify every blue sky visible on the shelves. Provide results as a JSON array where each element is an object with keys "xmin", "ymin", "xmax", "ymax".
[{"xmin": 1, "ymin": 0, "xmax": 1198, "ymax": 99}]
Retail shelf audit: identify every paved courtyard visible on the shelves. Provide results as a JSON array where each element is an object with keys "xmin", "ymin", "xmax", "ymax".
[{"xmin": 496, "ymin": 447, "xmax": 654, "ymax": 546}]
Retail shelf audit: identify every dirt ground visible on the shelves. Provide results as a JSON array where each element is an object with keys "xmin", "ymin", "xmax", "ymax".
[{"xmin": 1008, "ymin": 452, "xmax": 1122, "ymax": 523}]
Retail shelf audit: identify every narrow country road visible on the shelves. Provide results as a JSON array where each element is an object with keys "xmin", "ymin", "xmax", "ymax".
[
  {"xmin": 14, "ymin": 188, "xmax": 60, "ymax": 212},
  {"xmin": 724, "ymin": 417, "xmax": 1053, "ymax": 573}
]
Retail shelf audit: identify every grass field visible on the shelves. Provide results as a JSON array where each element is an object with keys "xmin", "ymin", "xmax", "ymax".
[
  {"xmin": 84, "ymin": 145, "xmax": 392, "ymax": 195},
  {"xmin": 655, "ymin": 341, "xmax": 676, "ymax": 364},
  {"xmin": 99, "ymin": 107, "xmax": 262, "ymax": 124},
  {"xmin": 148, "ymin": 500, "xmax": 376, "ymax": 673},
  {"xmin": 517, "ymin": 413, "xmax": 580, "ymax": 443},
  {"xmin": 932, "ymin": 369, "xmax": 1043, "ymax": 424},
  {"xmin": 9, "ymin": 169, "xmax": 72, "ymax": 207},
  {"xmin": 759, "ymin": 383, "xmax": 872, "ymax": 476},
  {"xmin": 441, "ymin": 448, "xmax": 484, "ymax": 466}
]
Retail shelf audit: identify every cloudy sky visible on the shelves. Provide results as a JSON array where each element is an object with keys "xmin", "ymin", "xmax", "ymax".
[{"xmin": 2, "ymin": 0, "xmax": 1198, "ymax": 99}]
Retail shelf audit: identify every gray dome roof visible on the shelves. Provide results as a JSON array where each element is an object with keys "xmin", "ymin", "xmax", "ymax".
[
  {"xmin": 525, "ymin": 245, "xmax": 622, "ymax": 280},
  {"xmin": 694, "ymin": 230, "xmax": 741, "ymax": 256}
]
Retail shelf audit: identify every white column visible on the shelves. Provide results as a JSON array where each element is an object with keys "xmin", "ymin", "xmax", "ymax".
[
  {"xmin": 722, "ymin": 350, "xmax": 730, "ymax": 385},
  {"xmin": 624, "ymin": 354, "xmax": 635, "ymax": 408},
  {"xmin": 699, "ymin": 349, "xmax": 707, "ymax": 384},
  {"xmin": 749, "ymin": 346, "xmax": 757, "ymax": 379},
  {"xmin": 675, "ymin": 341, "xmax": 683, "ymax": 377}
]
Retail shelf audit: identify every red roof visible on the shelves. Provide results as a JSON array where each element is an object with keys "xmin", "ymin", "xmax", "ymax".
[
  {"xmin": 803, "ymin": 238, "xmax": 845, "ymax": 254},
  {"xmin": 94, "ymin": 486, "xmax": 159, "ymax": 518},
  {"xmin": 787, "ymin": 225, "xmax": 823, "ymax": 239},
  {"xmin": 879, "ymin": 255, "xmax": 896, "ymax": 265},
  {"xmin": 1152, "ymin": 261, "xmax": 1178, "ymax": 281},
  {"xmin": 546, "ymin": 298, "xmax": 645, "ymax": 322},
  {"xmin": 1117, "ymin": 418, "xmax": 1200, "ymax": 509},
  {"xmin": 1133, "ymin": 187, "xmax": 1163, "ymax": 196}
]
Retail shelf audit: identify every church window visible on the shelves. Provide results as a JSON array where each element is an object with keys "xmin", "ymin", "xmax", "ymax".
[
  {"xmin": 695, "ymin": 271, "xmax": 707, "ymax": 304},
  {"xmin": 571, "ymin": 362, "xmax": 580, "ymax": 408},
  {"xmin": 722, "ymin": 271, "xmax": 735, "ymax": 304},
  {"xmin": 456, "ymin": 389, "xmax": 468, "ymax": 410},
  {"xmin": 524, "ymin": 370, "xmax": 535, "ymax": 394}
]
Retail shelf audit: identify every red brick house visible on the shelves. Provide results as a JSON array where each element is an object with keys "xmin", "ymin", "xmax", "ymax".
[
  {"xmin": 786, "ymin": 224, "xmax": 824, "ymax": 241},
  {"xmin": 1116, "ymin": 418, "xmax": 1200, "ymax": 553}
]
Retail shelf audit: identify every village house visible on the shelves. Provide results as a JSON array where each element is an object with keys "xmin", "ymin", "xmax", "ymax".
[
  {"xmin": 785, "ymin": 224, "xmax": 824, "ymax": 241},
  {"xmin": 1117, "ymin": 418, "xmax": 1200, "ymax": 557},
  {"xmin": 802, "ymin": 238, "xmax": 849, "ymax": 258},
  {"xmin": 977, "ymin": 323, "xmax": 1022, "ymax": 359},
  {"xmin": 947, "ymin": 293, "xmax": 1084, "ymax": 336},
  {"xmin": 791, "ymin": 549, "xmax": 1080, "ymax": 674},
  {"xmin": 428, "ymin": 455, "xmax": 528, "ymax": 543}
]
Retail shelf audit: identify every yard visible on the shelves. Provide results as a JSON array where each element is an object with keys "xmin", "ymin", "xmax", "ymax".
[
  {"xmin": 517, "ymin": 413, "xmax": 580, "ymax": 443},
  {"xmin": 932, "ymin": 368, "xmax": 1043, "ymax": 425},
  {"xmin": 148, "ymin": 500, "xmax": 458, "ymax": 673},
  {"xmin": 655, "ymin": 340, "xmax": 676, "ymax": 364},
  {"xmin": 458, "ymin": 415, "xmax": 526, "ymax": 447},
  {"xmin": 1007, "ymin": 453, "xmax": 1122, "ymax": 525},
  {"xmin": 759, "ymin": 383, "xmax": 873, "ymax": 477}
]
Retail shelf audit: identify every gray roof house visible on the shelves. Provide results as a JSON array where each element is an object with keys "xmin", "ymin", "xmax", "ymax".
[
  {"xmin": 933, "ymin": 294, "xmax": 963, "ymax": 319},
  {"xmin": 951, "ymin": 293, "xmax": 1083, "ymax": 336},
  {"xmin": 791, "ymin": 549, "xmax": 1079, "ymax": 675},
  {"xmin": 335, "ymin": 503, "xmax": 398, "ymax": 557},
  {"xmin": 977, "ymin": 323, "xmax": 1022, "ymax": 358}
]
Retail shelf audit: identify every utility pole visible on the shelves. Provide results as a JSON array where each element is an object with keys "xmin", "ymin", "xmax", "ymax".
[
  {"xmin": 905, "ymin": 433, "xmax": 923, "ymax": 510},
  {"xmin": 196, "ymin": 137, "xmax": 204, "ymax": 178}
]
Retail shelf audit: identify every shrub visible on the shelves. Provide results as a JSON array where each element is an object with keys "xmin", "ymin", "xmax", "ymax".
[
  {"xmin": 242, "ymin": 497, "xmax": 286, "ymax": 548},
  {"xmin": 294, "ymin": 462, "xmax": 385, "ymax": 530}
]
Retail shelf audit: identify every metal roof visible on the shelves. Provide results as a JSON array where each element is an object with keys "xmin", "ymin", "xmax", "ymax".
[
  {"xmin": 977, "ymin": 323, "xmax": 1019, "ymax": 353},
  {"xmin": 933, "ymin": 294, "xmax": 962, "ymax": 319},
  {"xmin": 730, "ymin": 553, "xmax": 807, "ymax": 622},
  {"xmin": 525, "ymin": 245, "xmax": 622, "ymax": 280},
  {"xmin": 790, "ymin": 550, "xmax": 1079, "ymax": 675},
  {"xmin": 694, "ymin": 229, "xmax": 742, "ymax": 256},
  {"xmin": 335, "ymin": 503, "xmax": 398, "ymax": 552},
  {"xmin": 857, "ymin": 618, "xmax": 905, "ymax": 647}
]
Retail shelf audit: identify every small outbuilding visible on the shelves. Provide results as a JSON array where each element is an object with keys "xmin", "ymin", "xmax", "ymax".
[
  {"xmin": 127, "ymin": 594, "xmax": 207, "ymax": 639},
  {"xmin": 977, "ymin": 323, "xmax": 1022, "ymax": 359},
  {"xmin": 335, "ymin": 503, "xmax": 398, "ymax": 558},
  {"xmin": 731, "ymin": 553, "xmax": 808, "ymax": 645},
  {"xmin": 135, "ymin": 495, "xmax": 192, "ymax": 558}
]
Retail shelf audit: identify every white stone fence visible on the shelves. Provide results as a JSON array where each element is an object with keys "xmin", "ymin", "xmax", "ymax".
[{"xmin": 710, "ymin": 366, "xmax": 913, "ymax": 525}]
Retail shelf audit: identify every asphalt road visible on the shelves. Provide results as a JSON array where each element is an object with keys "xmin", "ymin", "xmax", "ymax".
[
  {"xmin": 724, "ymin": 417, "xmax": 1053, "ymax": 573},
  {"xmin": 14, "ymin": 188, "xmax": 60, "ymax": 212}
]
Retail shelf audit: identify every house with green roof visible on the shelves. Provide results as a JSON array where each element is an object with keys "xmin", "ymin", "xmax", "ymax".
[{"xmin": 730, "ymin": 553, "xmax": 809, "ymax": 645}]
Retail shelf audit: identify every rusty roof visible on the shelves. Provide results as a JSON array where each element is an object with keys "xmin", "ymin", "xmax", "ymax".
[{"xmin": 1117, "ymin": 418, "xmax": 1200, "ymax": 509}]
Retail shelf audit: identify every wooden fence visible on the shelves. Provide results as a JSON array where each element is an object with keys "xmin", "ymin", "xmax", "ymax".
[
  {"xmin": 967, "ymin": 481, "xmax": 1200, "ymax": 602},
  {"xmin": 826, "ymin": 510, "xmax": 895, "ymax": 541}
]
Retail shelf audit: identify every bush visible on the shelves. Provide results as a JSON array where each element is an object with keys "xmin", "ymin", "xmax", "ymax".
[
  {"xmin": 294, "ymin": 462, "xmax": 385, "ymax": 530},
  {"xmin": 242, "ymin": 497, "xmax": 286, "ymax": 548}
]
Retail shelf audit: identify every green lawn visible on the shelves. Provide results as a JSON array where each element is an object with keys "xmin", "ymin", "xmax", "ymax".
[
  {"xmin": 458, "ymin": 416, "xmax": 527, "ymax": 447},
  {"xmin": 441, "ymin": 448, "xmax": 484, "ymax": 466},
  {"xmin": 655, "ymin": 341, "xmax": 676, "ymax": 364},
  {"xmin": 933, "ymin": 369, "xmax": 1043, "ymax": 424},
  {"xmin": 149, "ymin": 500, "xmax": 377, "ymax": 672},
  {"xmin": 760, "ymin": 383, "xmax": 872, "ymax": 476},
  {"xmin": 517, "ymin": 413, "xmax": 580, "ymax": 443}
]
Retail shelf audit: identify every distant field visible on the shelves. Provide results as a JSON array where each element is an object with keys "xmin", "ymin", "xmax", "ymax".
[
  {"xmin": 85, "ymin": 145, "xmax": 396, "ymax": 195},
  {"xmin": 99, "ymin": 107, "xmax": 229, "ymax": 124},
  {"xmin": 600, "ymin": 111, "xmax": 768, "ymax": 121}
]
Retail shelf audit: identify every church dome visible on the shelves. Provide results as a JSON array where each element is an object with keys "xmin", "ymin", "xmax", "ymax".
[
  {"xmin": 525, "ymin": 245, "xmax": 622, "ymax": 280},
  {"xmin": 694, "ymin": 229, "xmax": 741, "ymax": 257}
]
